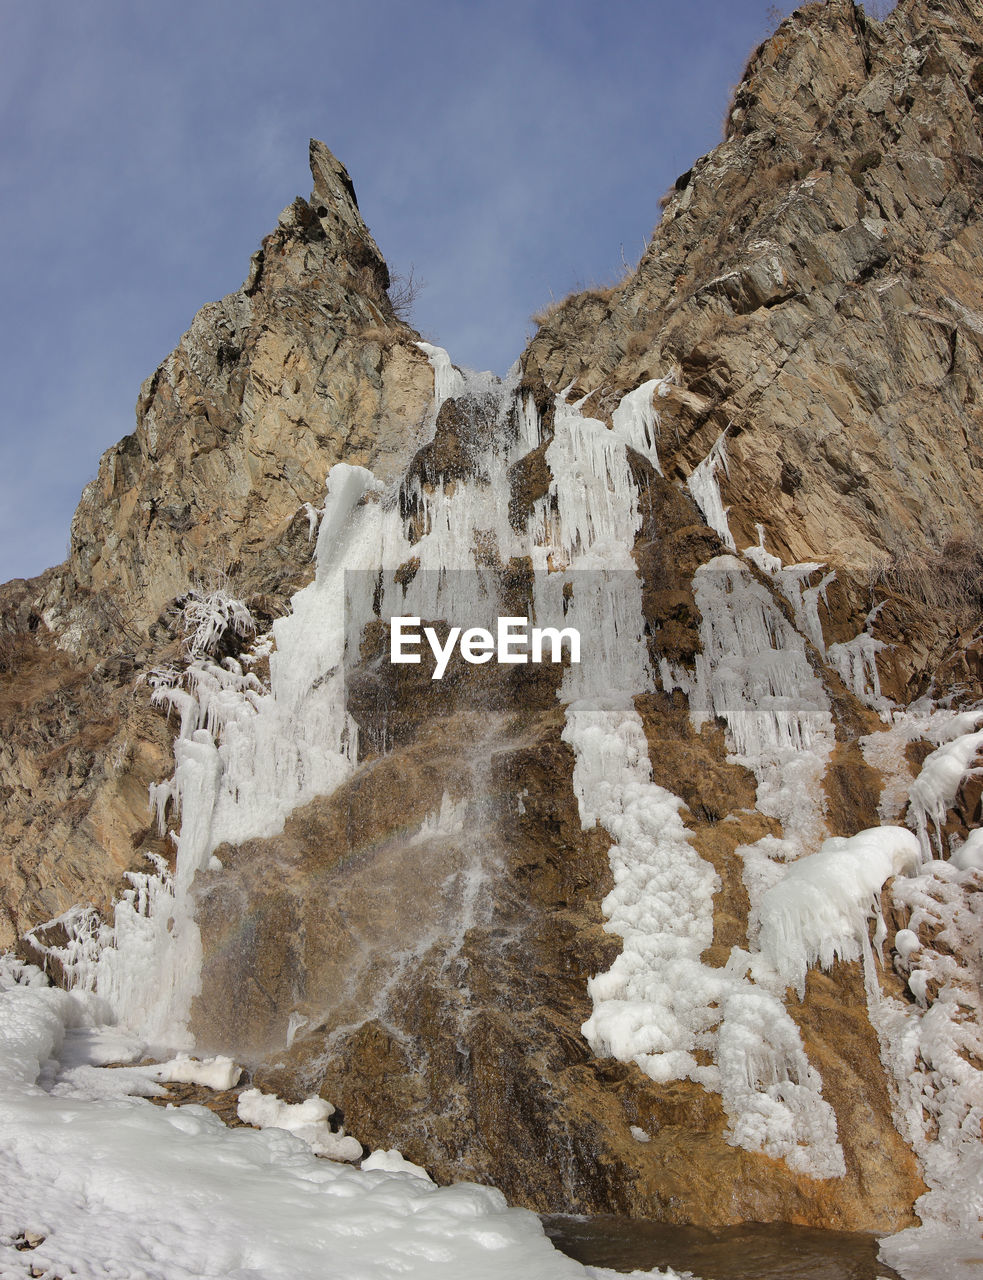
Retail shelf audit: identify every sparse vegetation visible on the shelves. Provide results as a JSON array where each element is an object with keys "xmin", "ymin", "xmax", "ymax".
[
  {"xmin": 89, "ymin": 591, "xmax": 143, "ymax": 650},
  {"xmin": 529, "ymin": 295, "xmax": 566, "ymax": 328},
  {"xmin": 0, "ymin": 627, "xmax": 15, "ymax": 676},
  {"xmin": 530, "ymin": 278, "xmax": 627, "ymax": 331},
  {"xmin": 868, "ymin": 534, "xmax": 983, "ymax": 618},
  {"xmin": 849, "ymin": 149, "xmax": 883, "ymax": 187},
  {"xmin": 358, "ymin": 323, "xmax": 410, "ymax": 349},
  {"xmin": 175, "ymin": 570, "xmax": 255, "ymax": 661},
  {"xmin": 621, "ymin": 323, "xmax": 663, "ymax": 364},
  {"xmin": 388, "ymin": 266, "xmax": 424, "ymax": 323}
]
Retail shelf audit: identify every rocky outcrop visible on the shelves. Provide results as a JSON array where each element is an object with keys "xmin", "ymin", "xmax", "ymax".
[
  {"xmin": 0, "ymin": 141, "xmax": 434, "ymax": 942},
  {"xmin": 0, "ymin": 575, "xmax": 173, "ymax": 940},
  {"xmin": 525, "ymin": 0, "xmax": 983, "ymax": 704},
  {"xmin": 67, "ymin": 139, "xmax": 433, "ymax": 646},
  {"xmin": 3, "ymin": 0, "xmax": 983, "ymax": 1242}
]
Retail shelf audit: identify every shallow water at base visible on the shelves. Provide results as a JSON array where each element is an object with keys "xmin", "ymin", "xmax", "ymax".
[{"xmin": 541, "ymin": 1216, "xmax": 904, "ymax": 1279}]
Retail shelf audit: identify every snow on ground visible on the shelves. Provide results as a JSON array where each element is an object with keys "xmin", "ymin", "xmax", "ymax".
[
  {"xmin": 159, "ymin": 1051, "xmax": 241, "ymax": 1090},
  {"xmin": 878, "ymin": 1224, "xmax": 983, "ymax": 1280},
  {"xmin": 362, "ymin": 1149, "xmax": 434, "ymax": 1181},
  {"xmin": 0, "ymin": 961, "xmax": 686, "ymax": 1280},
  {"xmin": 236, "ymin": 1087, "xmax": 363, "ymax": 1161},
  {"xmin": 6, "ymin": 349, "xmax": 983, "ymax": 1277}
]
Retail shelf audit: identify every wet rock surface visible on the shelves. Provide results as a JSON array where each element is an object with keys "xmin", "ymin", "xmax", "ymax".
[
  {"xmin": 192, "ymin": 554, "xmax": 924, "ymax": 1226},
  {"xmin": 1, "ymin": 0, "xmax": 982, "ymax": 1240}
]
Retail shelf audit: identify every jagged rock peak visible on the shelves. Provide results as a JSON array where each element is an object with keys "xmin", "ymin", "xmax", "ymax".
[
  {"xmin": 524, "ymin": 0, "xmax": 983, "ymax": 579},
  {"xmin": 274, "ymin": 138, "xmax": 389, "ymax": 288},
  {"xmin": 724, "ymin": 0, "xmax": 883, "ymax": 143},
  {"xmin": 724, "ymin": 0, "xmax": 983, "ymax": 145},
  {"xmin": 309, "ymin": 138, "xmax": 362, "ymax": 217}
]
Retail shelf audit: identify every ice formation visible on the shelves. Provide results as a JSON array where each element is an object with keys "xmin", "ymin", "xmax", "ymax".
[
  {"xmin": 827, "ymin": 630, "xmax": 887, "ymax": 708},
  {"xmin": 952, "ymin": 828, "xmax": 983, "ymax": 871},
  {"xmin": 872, "ymin": 851, "xmax": 983, "ymax": 1277},
  {"xmin": 690, "ymin": 554, "xmax": 834, "ymax": 849},
  {"xmin": 907, "ymin": 725, "xmax": 983, "ymax": 859},
  {"xmin": 756, "ymin": 827, "xmax": 920, "ymax": 998},
  {"xmin": 410, "ymin": 792, "xmax": 469, "ymax": 844},
  {"xmin": 541, "ymin": 393, "xmax": 843, "ymax": 1175},
  {"xmin": 744, "ymin": 528, "xmax": 888, "ymax": 711},
  {"xmin": 11, "ymin": 342, "xmax": 983, "ymax": 1271},
  {"xmin": 178, "ymin": 586, "xmax": 255, "ymax": 659},
  {"xmin": 236, "ymin": 1087, "xmax": 363, "ymax": 1161},
  {"xmin": 2, "ymin": 961, "xmax": 681, "ymax": 1280},
  {"xmin": 31, "ymin": 354, "xmax": 881, "ymax": 1176},
  {"xmin": 686, "ymin": 434, "xmax": 735, "ymax": 549}
]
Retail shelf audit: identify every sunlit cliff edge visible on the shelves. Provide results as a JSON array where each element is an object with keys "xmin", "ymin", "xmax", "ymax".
[{"xmin": 1, "ymin": 0, "xmax": 982, "ymax": 1253}]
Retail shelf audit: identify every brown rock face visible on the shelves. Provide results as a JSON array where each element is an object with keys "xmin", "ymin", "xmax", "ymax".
[
  {"xmin": 4, "ymin": 0, "xmax": 983, "ymax": 1242},
  {"xmin": 194, "ymin": 681, "xmax": 922, "ymax": 1228},
  {"xmin": 525, "ymin": 0, "xmax": 983, "ymax": 700},
  {"xmin": 68, "ymin": 140, "xmax": 433, "ymax": 642},
  {"xmin": 0, "ymin": 574, "xmax": 174, "ymax": 942},
  {"xmin": 0, "ymin": 141, "xmax": 434, "ymax": 944}
]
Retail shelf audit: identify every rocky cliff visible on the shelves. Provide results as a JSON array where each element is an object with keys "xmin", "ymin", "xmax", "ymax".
[
  {"xmin": 527, "ymin": 0, "xmax": 983, "ymax": 689},
  {"xmin": 3, "ymin": 0, "xmax": 983, "ymax": 1246},
  {"xmin": 0, "ymin": 141, "xmax": 433, "ymax": 939}
]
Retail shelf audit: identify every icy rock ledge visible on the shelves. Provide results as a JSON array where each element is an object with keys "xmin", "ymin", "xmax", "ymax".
[{"xmin": 758, "ymin": 826, "xmax": 921, "ymax": 997}]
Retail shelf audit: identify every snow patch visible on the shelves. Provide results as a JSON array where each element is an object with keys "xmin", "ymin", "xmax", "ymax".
[
  {"xmin": 362, "ymin": 1148, "xmax": 434, "ymax": 1181},
  {"xmin": 236, "ymin": 1087, "xmax": 363, "ymax": 1162},
  {"xmin": 158, "ymin": 1053, "xmax": 241, "ymax": 1090}
]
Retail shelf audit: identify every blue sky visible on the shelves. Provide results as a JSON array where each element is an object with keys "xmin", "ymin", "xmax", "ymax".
[{"xmin": 1, "ymin": 0, "xmax": 790, "ymax": 584}]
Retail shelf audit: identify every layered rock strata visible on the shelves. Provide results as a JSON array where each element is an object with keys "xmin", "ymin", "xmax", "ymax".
[
  {"xmin": 2, "ymin": 0, "xmax": 983, "ymax": 1237},
  {"xmin": 0, "ymin": 142, "xmax": 433, "ymax": 939}
]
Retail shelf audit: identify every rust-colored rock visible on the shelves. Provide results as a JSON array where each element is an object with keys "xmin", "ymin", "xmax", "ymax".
[
  {"xmin": 3, "ymin": 0, "xmax": 983, "ymax": 1241},
  {"xmin": 0, "ymin": 142, "xmax": 434, "ymax": 942}
]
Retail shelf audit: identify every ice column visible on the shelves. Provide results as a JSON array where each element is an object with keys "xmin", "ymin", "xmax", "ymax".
[
  {"xmin": 547, "ymin": 391, "xmax": 844, "ymax": 1177},
  {"xmin": 687, "ymin": 435, "xmax": 735, "ymax": 550},
  {"xmin": 690, "ymin": 555, "xmax": 835, "ymax": 851}
]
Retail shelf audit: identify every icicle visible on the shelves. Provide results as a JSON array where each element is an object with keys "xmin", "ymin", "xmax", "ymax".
[
  {"xmin": 414, "ymin": 341, "xmax": 466, "ymax": 418},
  {"xmin": 741, "ymin": 528, "xmax": 832, "ymax": 654},
  {"xmin": 743, "ymin": 524, "xmax": 783, "ymax": 576},
  {"xmin": 907, "ymin": 728, "xmax": 983, "ymax": 861},
  {"xmin": 687, "ymin": 434, "xmax": 735, "ymax": 549},
  {"xmin": 690, "ymin": 555, "xmax": 834, "ymax": 850},
  {"xmin": 756, "ymin": 826, "xmax": 920, "ymax": 997},
  {"xmin": 611, "ymin": 379, "xmax": 665, "ymax": 473},
  {"xmin": 772, "ymin": 564, "xmax": 834, "ymax": 655},
  {"xmin": 828, "ymin": 632, "xmax": 887, "ymax": 706}
]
